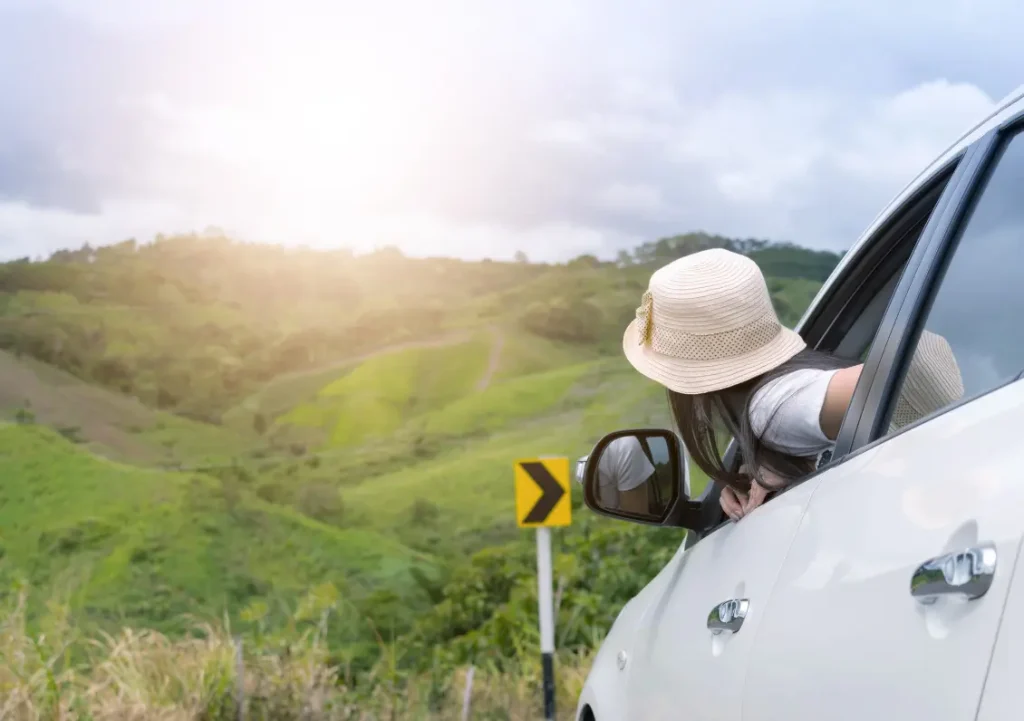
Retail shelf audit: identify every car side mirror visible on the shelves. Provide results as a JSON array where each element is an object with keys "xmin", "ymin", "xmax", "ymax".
[{"xmin": 578, "ymin": 428, "xmax": 701, "ymax": 529}]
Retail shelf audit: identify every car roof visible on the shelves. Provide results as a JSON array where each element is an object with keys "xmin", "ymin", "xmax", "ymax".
[{"xmin": 798, "ymin": 84, "xmax": 1024, "ymax": 330}]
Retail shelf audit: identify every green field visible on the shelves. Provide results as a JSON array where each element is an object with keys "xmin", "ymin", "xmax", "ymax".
[
  {"xmin": 0, "ymin": 423, "xmax": 433, "ymax": 638},
  {"xmin": 0, "ymin": 231, "xmax": 832, "ymax": 710}
]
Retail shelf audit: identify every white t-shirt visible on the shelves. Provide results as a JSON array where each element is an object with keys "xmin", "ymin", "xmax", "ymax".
[
  {"xmin": 748, "ymin": 368, "xmax": 839, "ymax": 458},
  {"xmin": 596, "ymin": 436, "xmax": 655, "ymax": 506}
]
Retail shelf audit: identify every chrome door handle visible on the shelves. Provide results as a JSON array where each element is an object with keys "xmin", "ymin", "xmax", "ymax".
[
  {"xmin": 707, "ymin": 598, "xmax": 749, "ymax": 635},
  {"xmin": 911, "ymin": 542, "xmax": 997, "ymax": 604}
]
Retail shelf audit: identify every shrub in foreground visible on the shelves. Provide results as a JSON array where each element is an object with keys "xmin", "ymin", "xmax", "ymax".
[{"xmin": 0, "ymin": 589, "xmax": 592, "ymax": 720}]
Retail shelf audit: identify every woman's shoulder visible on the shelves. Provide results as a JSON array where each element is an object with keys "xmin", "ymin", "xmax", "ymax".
[
  {"xmin": 751, "ymin": 368, "xmax": 837, "ymax": 404},
  {"xmin": 748, "ymin": 367, "xmax": 840, "ymax": 454}
]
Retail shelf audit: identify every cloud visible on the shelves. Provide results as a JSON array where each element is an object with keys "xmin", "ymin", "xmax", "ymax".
[
  {"xmin": 532, "ymin": 79, "xmax": 998, "ymax": 248},
  {"xmin": 666, "ymin": 80, "xmax": 997, "ymax": 244},
  {"xmin": 0, "ymin": 147, "xmax": 101, "ymax": 213},
  {"xmin": 0, "ymin": 199, "xmax": 192, "ymax": 259},
  {"xmin": 0, "ymin": 0, "xmax": 1016, "ymax": 261},
  {"xmin": 596, "ymin": 183, "xmax": 665, "ymax": 214}
]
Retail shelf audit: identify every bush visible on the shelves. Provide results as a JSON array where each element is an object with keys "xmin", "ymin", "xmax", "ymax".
[
  {"xmin": 256, "ymin": 479, "xmax": 290, "ymax": 505},
  {"xmin": 296, "ymin": 482, "xmax": 344, "ymax": 524},
  {"xmin": 0, "ymin": 586, "xmax": 594, "ymax": 720},
  {"xmin": 521, "ymin": 298, "xmax": 603, "ymax": 344},
  {"xmin": 409, "ymin": 497, "xmax": 440, "ymax": 526}
]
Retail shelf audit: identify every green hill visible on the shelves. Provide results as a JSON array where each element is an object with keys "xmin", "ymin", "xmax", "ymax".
[
  {"xmin": 0, "ymin": 422, "xmax": 433, "ymax": 638},
  {"xmin": 0, "ymin": 231, "xmax": 839, "ymax": 688},
  {"xmin": 275, "ymin": 331, "xmax": 494, "ymax": 447},
  {"xmin": 0, "ymin": 346, "xmax": 257, "ymax": 466},
  {"xmin": 0, "ymin": 234, "xmax": 837, "ymax": 426},
  {"xmin": 340, "ymin": 359, "xmax": 679, "ymax": 552}
]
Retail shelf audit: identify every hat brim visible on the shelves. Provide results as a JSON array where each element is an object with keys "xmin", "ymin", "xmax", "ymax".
[{"xmin": 622, "ymin": 319, "xmax": 806, "ymax": 395}]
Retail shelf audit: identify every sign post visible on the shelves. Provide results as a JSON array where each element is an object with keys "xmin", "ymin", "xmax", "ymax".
[
  {"xmin": 514, "ymin": 457, "xmax": 571, "ymax": 721},
  {"xmin": 536, "ymin": 525, "xmax": 556, "ymax": 719}
]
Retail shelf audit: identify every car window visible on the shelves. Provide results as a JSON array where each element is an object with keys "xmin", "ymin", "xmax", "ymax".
[
  {"xmin": 880, "ymin": 129, "xmax": 1024, "ymax": 435},
  {"xmin": 808, "ymin": 166, "xmax": 955, "ymax": 366},
  {"xmin": 833, "ymin": 258, "xmax": 905, "ymax": 362}
]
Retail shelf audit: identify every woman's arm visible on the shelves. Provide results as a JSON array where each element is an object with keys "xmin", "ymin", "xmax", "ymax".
[
  {"xmin": 819, "ymin": 364, "xmax": 864, "ymax": 440},
  {"xmin": 725, "ymin": 362, "xmax": 865, "ymax": 521},
  {"xmin": 619, "ymin": 484, "xmax": 649, "ymax": 514}
]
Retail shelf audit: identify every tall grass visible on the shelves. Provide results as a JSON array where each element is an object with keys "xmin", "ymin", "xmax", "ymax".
[{"xmin": 0, "ymin": 589, "xmax": 592, "ymax": 720}]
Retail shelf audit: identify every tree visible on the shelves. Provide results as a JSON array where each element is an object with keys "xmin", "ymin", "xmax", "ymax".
[
  {"xmin": 513, "ymin": 250, "xmax": 529, "ymax": 264},
  {"xmin": 253, "ymin": 412, "xmax": 267, "ymax": 435},
  {"xmin": 521, "ymin": 297, "xmax": 603, "ymax": 343},
  {"xmin": 567, "ymin": 254, "xmax": 601, "ymax": 269}
]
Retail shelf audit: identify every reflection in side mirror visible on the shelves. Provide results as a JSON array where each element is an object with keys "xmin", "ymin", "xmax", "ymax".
[{"xmin": 582, "ymin": 428, "xmax": 692, "ymax": 527}]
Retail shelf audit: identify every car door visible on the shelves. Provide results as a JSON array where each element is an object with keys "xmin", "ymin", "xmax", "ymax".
[
  {"xmin": 743, "ymin": 123, "xmax": 1024, "ymax": 721},
  {"xmin": 975, "ymin": 527, "xmax": 1024, "ymax": 721},
  {"xmin": 623, "ymin": 478, "xmax": 816, "ymax": 721}
]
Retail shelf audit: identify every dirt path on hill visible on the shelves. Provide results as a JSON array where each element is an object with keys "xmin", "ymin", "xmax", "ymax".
[
  {"xmin": 476, "ymin": 326, "xmax": 506, "ymax": 391},
  {"xmin": 266, "ymin": 330, "xmax": 478, "ymax": 385},
  {"xmin": 0, "ymin": 349, "xmax": 160, "ymax": 462},
  {"xmin": 268, "ymin": 325, "xmax": 506, "ymax": 394}
]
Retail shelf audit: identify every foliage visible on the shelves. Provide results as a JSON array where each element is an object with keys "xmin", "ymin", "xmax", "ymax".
[
  {"xmin": 0, "ymin": 520, "xmax": 645, "ymax": 721},
  {"xmin": 402, "ymin": 517, "xmax": 685, "ymax": 672},
  {"xmin": 0, "ymin": 424, "xmax": 433, "ymax": 647},
  {"xmin": 521, "ymin": 297, "xmax": 604, "ymax": 344},
  {"xmin": 0, "ymin": 229, "xmax": 837, "ymax": 714},
  {"xmin": 0, "ymin": 232, "xmax": 836, "ymax": 427},
  {"xmin": 627, "ymin": 230, "xmax": 842, "ymax": 281}
]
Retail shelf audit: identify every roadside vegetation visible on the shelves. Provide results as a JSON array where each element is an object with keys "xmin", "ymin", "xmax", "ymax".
[{"xmin": 0, "ymin": 230, "xmax": 838, "ymax": 718}]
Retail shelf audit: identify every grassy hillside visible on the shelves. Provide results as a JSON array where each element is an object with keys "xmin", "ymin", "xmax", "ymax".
[
  {"xmin": 0, "ymin": 424, "xmax": 433, "ymax": 640},
  {"xmin": 0, "ymin": 231, "xmax": 838, "ymax": 713},
  {"xmin": 0, "ymin": 232, "xmax": 835, "ymax": 424},
  {"xmin": 0, "ymin": 347, "xmax": 257, "ymax": 466},
  {"xmin": 275, "ymin": 331, "xmax": 495, "ymax": 448}
]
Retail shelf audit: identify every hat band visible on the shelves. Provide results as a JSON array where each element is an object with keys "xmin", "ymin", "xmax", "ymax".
[{"xmin": 648, "ymin": 313, "xmax": 783, "ymax": 361}]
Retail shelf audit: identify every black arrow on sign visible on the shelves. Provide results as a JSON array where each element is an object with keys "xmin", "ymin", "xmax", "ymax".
[{"xmin": 521, "ymin": 461, "xmax": 565, "ymax": 524}]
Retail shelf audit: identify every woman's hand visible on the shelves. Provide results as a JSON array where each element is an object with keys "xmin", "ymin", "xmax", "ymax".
[
  {"xmin": 720, "ymin": 486, "xmax": 747, "ymax": 521},
  {"xmin": 721, "ymin": 465, "xmax": 782, "ymax": 521},
  {"xmin": 742, "ymin": 480, "xmax": 769, "ymax": 515}
]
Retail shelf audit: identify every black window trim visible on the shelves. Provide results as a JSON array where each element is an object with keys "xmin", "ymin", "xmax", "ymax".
[{"xmin": 837, "ymin": 126, "xmax": 1002, "ymax": 455}]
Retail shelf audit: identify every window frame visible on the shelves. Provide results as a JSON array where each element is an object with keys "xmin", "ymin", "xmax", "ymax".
[{"xmin": 836, "ymin": 125, "xmax": 1011, "ymax": 455}]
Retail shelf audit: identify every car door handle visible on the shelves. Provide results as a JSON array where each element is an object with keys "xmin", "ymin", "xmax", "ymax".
[
  {"xmin": 910, "ymin": 542, "xmax": 997, "ymax": 604},
  {"xmin": 707, "ymin": 598, "xmax": 749, "ymax": 635}
]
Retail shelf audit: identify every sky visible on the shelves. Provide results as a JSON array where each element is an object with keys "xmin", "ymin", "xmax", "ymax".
[{"xmin": 0, "ymin": 0, "xmax": 1019, "ymax": 262}]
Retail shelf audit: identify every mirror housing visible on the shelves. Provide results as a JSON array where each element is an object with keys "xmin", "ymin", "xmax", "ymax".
[{"xmin": 579, "ymin": 428, "xmax": 703, "ymax": 529}]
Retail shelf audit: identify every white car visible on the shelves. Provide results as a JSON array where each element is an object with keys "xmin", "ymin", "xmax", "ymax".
[{"xmin": 575, "ymin": 83, "xmax": 1024, "ymax": 721}]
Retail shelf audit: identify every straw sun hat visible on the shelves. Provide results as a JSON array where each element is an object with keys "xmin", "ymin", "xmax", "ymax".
[
  {"xmin": 623, "ymin": 248, "xmax": 805, "ymax": 395},
  {"xmin": 889, "ymin": 329, "xmax": 964, "ymax": 430}
]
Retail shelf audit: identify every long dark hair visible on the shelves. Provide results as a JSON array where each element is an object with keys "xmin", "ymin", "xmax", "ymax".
[{"xmin": 669, "ymin": 348, "xmax": 855, "ymax": 494}]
